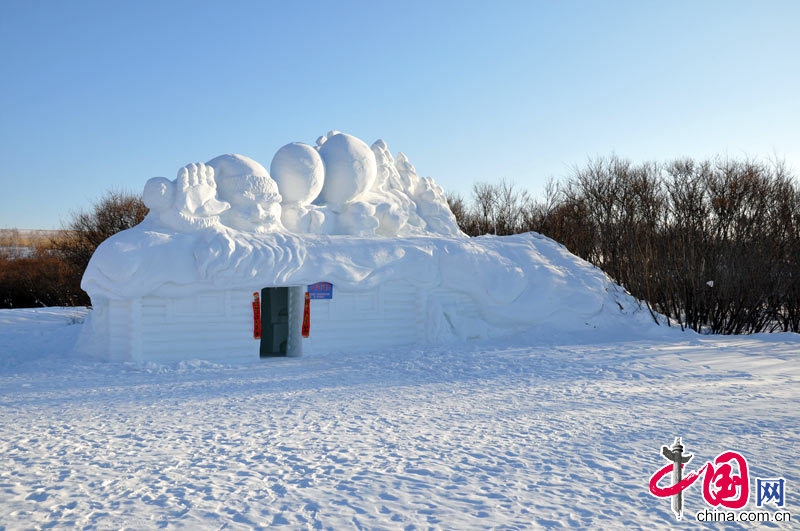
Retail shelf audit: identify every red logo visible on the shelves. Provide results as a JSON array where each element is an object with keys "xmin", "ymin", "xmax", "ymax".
[{"xmin": 649, "ymin": 438, "xmax": 749, "ymax": 519}]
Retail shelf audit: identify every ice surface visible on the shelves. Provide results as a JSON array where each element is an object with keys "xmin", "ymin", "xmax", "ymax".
[{"xmin": 1, "ymin": 308, "xmax": 798, "ymax": 529}]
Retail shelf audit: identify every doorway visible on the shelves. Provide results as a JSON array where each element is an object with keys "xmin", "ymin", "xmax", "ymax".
[{"xmin": 260, "ymin": 287, "xmax": 289, "ymax": 357}]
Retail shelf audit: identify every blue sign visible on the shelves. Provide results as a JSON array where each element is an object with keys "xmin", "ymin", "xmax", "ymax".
[{"xmin": 308, "ymin": 282, "xmax": 333, "ymax": 300}]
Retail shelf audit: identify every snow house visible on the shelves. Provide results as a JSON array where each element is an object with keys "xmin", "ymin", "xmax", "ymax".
[{"xmin": 80, "ymin": 132, "xmax": 645, "ymax": 364}]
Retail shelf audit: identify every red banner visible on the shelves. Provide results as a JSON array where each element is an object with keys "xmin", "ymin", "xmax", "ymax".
[
  {"xmin": 252, "ymin": 292, "xmax": 261, "ymax": 339},
  {"xmin": 302, "ymin": 292, "xmax": 311, "ymax": 337}
]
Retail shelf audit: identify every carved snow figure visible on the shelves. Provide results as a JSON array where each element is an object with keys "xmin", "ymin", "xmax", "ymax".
[
  {"xmin": 142, "ymin": 163, "xmax": 230, "ymax": 232},
  {"xmin": 315, "ymin": 132, "xmax": 376, "ymax": 207},
  {"xmin": 358, "ymin": 139, "xmax": 460, "ymax": 237},
  {"xmin": 206, "ymin": 154, "xmax": 284, "ymax": 233},
  {"xmin": 396, "ymin": 153, "xmax": 461, "ymax": 237},
  {"xmin": 315, "ymin": 132, "xmax": 380, "ymax": 236},
  {"xmin": 364, "ymin": 140, "xmax": 430, "ymax": 236},
  {"xmin": 269, "ymin": 142, "xmax": 328, "ymax": 233},
  {"xmin": 270, "ymin": 142, "xmax": 325, "ymax": 203}
]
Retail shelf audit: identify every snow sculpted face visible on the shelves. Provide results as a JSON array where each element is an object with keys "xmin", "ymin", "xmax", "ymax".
[
  {"xmin": 316, "ymin": 133, "xmax": 377, "ymax": 208},
  {"xmin": 206, "ymin": 154, "xmax": 283, "ymax": 233},
  {"xmin": 270, "ymin": 143, "xmax": 325, "ymax": 205}
]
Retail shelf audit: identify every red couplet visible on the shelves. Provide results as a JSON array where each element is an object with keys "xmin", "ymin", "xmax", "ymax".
[
  {"xmin": 302, "ymin": 292, "xmax": 311, "ymax": 337},
  {"xmin": 252, "ymin": 292, "xmax": 262, "ymax": 339}
]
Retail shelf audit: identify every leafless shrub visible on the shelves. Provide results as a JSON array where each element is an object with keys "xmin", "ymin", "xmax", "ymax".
[
  {"xmin": 53, "ymin": 190, "xmax": 148, "ymax": 276},
  {"xmin": 0, "ymin": 239, "xmax": 82, "ymax": 307},
  {"xmin": 448, "ymin": 155, "xmax": 800, "ymax": 334},
  {"xmin": 1, "ymin": 190, "xmax": 147, "ymax": 308}
]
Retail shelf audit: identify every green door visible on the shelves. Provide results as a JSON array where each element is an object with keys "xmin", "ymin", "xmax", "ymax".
[{"xmin": 260, "ymin": 287, "xmax": 289, "ymax": 357}]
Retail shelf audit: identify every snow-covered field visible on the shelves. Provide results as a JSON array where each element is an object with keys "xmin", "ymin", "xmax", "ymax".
[{"xmin": 1, "ymin": 307, "xmax": 797, "ymax": 530}]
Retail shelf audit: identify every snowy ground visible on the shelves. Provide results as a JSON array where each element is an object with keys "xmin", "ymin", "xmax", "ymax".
[{"xmin": 1, "ymin": 308, "xmax": 797, "ymax": 530}]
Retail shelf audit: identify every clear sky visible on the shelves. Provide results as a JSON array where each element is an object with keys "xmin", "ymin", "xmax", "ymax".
[{"xmin": 1, "ymin": 0, "xmax": 798, "ymax": 229}]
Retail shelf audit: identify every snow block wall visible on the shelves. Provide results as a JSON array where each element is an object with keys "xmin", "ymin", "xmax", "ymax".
[{"xmin": 80, "ymin": 131, "xmax": 654, "ymax": 363}]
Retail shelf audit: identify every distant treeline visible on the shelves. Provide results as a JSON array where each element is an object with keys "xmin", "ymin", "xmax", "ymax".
[
  {"xmin": 3, "ymin": 159, "xmax": 799, "ymax": 336},
  {"xmin": 0, "ymin": 229, "xmax": 83, "ymax": 308},
  {"xmin": 0, "ymin": 192, "xmax": 147, "ymax": 308},
  {"xmin": 448, "ymin": 156, "xmax": 800, "ymax": 334}
]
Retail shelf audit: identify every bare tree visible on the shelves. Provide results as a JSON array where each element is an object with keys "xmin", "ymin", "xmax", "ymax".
[
  {"xmin": 446, "ymin": 154, "xmax": 800, "ymax": 334},
  {"xmin": 54, "ymin": 190, "xmax": 148, "ymax": 276}
]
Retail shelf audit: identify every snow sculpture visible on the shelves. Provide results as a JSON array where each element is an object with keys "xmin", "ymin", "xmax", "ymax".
[
  {"xmin": 312, "ymin": 132, "xmax": 380, "ymax": 236},
  {"xmin": 270, "ymin": 142, "xmax": 325, "ymax": 204},
  {"xmin": 143, "ymin": 163, "xmax": 230, "ymax": 231},
  {"xmin": 81, "ymin": 130, "xmax": 660, "ymax": 364},
  {"xmin": 138, "ymin": 131, "xmax": 460, "ymax": 238},
  {"xmin": 316, "ymin": 132, "xmax": 377, "ymax": 208},
  {"xmin": 206, "ymin": 154, "xmax": 284, "ymax": 233},
  {"xmin": 366, "ymin": 140, "xmax": 416, "ymax": 236},
  {"xmin": 335, "ymin": 201, "xmax": 380, "ymax": 236},
  {"xmin": 357, "ymin": 140, "xmax": 461, "ymax": 237},
  {"xmin": 269, "ymin": 143, "xmax": 328, "ymax": 233},
  {"xmin": 396, "ymin": 153, "xmax": 461, "ymax": 236}
]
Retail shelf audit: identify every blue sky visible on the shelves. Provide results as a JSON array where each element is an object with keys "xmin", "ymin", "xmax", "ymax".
[{"xmin": 1, "ymin": 0, "xmax": 798, "ymax": 229}]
